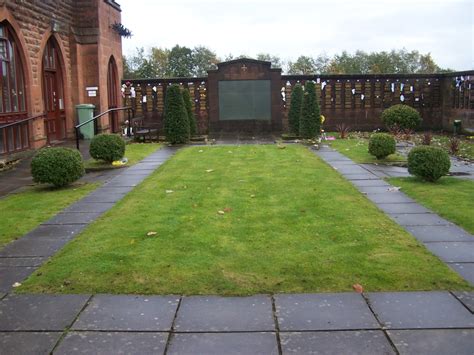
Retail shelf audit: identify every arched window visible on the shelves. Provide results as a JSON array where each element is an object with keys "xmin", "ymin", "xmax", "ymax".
[{"xmin": 0, "ymin": 23, "xmax": 26, "ymax": 114}]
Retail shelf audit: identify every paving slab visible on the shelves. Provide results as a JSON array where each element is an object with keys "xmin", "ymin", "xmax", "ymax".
[
  {"xmin": 0, "ymin": 293, "xmax": 5, "ymax": 300},
  {"xmin": 93, "ymin": 186, "xmax": 134, "ymax": 194},
  {"xmin": 274, "ymin": 293, "xmax": 379, "ymax": 331},
  {"xmin": 167, "ymin": 332, "xmax": 278, "ymax": 355},
  {"xmin": 72, "ymin": 294, "xmax": 180, "ymax": 331},
  {"xmin": 0, "ymin": 236, "xmax": 70, "ymax": 257},
  {"xmin": 0, "ymin": 332, "xmax": 62, "ymax": 355},
  {"xmin": 54, "ymin": 331, "xmax": 168, "ymax": 355},
  {"xmin": 388, "ymin": 213, "xmax": 451, "ymax": 226},
  {"xmin": 377, "ymin": 203, "xmax": 431, "ymax": 214},
  {"xmin": 342, "ymin": 174, "xmax": 380, "ymax": 180},
  {"xmin": 105, "ymin": 175, "xmax": 148, "ymax": 187},
  {"xmin": 23, "ymin": 224, "xmax": 85, "ymax": 239},
  {"xmin": 405, "ymin": 225, "xmax": 474, "ymax": 243},
  {"xmin": 367, "ymin": 292, "xmax": 474, "ymax": 329},
  {"xmin": 0, "ymin": 294, "xmax": 90, "ymax": 331},
  {"xmin": 0, "ymin": 266, "xmax": 35, "ymax": 292},
  {"xmin": 449, "ymin": 264, "xmax": 474, "ymax": 285},
  {"xmin": 387, "ymin": 329, "xmax": 474, "ymax": 355},
  {"xmin": 356, "ymin": 186, "xmax": 399, "ymax": 194},
  {"xmin": 63, "ymin": 201, "xmax": 115, "ymax": 213},
  {"xmin": 280, "ymin": 331, "xmax": 395, "ymax": 355},
  {"xmin": 119, "ymin": 169, "xmax": 154, "ymax": 176},
  {"xmin": 43, "ymin": 212, "xmax": 102, "ymax": 225},
  {"xmin": 126, "ymin": 165, "xmax": 160, "ymax": 172},
  {"xmin": 366, "ymin": 193, "xmax": 414, "ymax": 204},
  {"xmin": 175, "ymin": 295, "xmax": 274, "ymax": 332},
  {"xmin": 316, "ymin": 153, "xmax": 352, "ymax": 161},
  {"xmin": 425, "ymin": 242, "xmax": 474, "ymax": 263},
  {"xmin": 452, "ymin": 292, "xmax": 474, "ymax": 313},
  {"xmin": 350, "ymin": 179, "xmax": 392, "ymax": 187},
  {"xmin": 0, "ymin": 256, "xmax": 45, "ymax": 267},
  {"xmin": 79, "ymin": 193, "xmax": 126, "ymax": 203},
  {"xmin": 333, "ymin": 165, "xmax": 370, "ymax": 175}
]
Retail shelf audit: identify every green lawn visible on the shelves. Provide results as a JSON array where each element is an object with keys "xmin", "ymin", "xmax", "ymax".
[
  {"xmin": 20, "ymin": 145, "xmax": 471, "ymax": 295},
  {"xmin": 0, "ymin": 183, "xmax": 98, "ymax": 248},
  {"xmin": 328, "ymin": 135, "xmax": 406, "ymax": 164},
  {"xmin": 84, "ymin": 142, "xmax": 161, "ymax": 170},
  {"xmin": 389, "ymin": 177, "xmax": 474, "ymax": 234}
]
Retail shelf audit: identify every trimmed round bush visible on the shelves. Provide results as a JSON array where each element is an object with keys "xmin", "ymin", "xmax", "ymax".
[
  {"xmin": 89, "ymin": 134, "xmax": 125, "ymax": 163},
  {"xmin": 381, "ymin": 104, "xmax": 422, "ymax": 131},
  {"xmin": 408, "ymin": 146, "xmax": 450, "ymax": 182},
  {"xmin": 368, "ymin": 133, "xmax": 396, "ymax": 159},
  {"xmin": 31, "ymin": 147, "xmax": 84, "ymax": 187}
]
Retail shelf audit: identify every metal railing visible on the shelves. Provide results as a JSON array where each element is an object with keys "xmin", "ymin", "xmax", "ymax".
[
  {"xmin": 0, "ymin": 113, "xmax": 46, "ymax": 155},
  {"xmin": 74, "ymin": 107, "xmax": 134, "ymax": 150}
]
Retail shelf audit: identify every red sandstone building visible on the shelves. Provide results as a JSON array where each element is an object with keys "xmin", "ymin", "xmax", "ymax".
[{"xmin": 0, "ymin": 0, "xmax": 123, "ymax": 157}]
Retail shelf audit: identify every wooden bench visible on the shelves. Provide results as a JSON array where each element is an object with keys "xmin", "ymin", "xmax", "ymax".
[{"xmin": 132, "ymin": 118, "xmax": 160, "ymax": 142}]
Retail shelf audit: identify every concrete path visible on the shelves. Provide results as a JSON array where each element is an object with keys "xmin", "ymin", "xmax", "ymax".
[
  {"xmin": 314, "ymin": 146, "xmax": 474, "ymax": 286},
  {"xmin": 0, "ymin": 147, "xmax": 178, "ymax": 293},
  {"xmin": 0, "ymin": 291, "xmax": 473, "ymax": 354}
]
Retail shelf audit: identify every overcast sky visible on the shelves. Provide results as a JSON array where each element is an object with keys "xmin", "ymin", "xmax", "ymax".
[{"xmin": 119, "ymin": 0, "xmax": 473, "ymax": 70}]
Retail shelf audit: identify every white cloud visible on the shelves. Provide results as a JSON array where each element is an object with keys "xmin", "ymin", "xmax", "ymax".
[{"xmin": 119, "ymin": 0, "xmax": 473, "ymax": 70}]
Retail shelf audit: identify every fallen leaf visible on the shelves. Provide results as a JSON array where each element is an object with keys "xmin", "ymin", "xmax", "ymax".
[
  {"xmin": 198, "ymin": 150, "xmax": 203, "ymax": 153},
  {"xmin": 165, "ymin": 190, "xmax": 174, "ymax": 194},
  {"xmin": 250, "ymin": 194, "xmax": 256, "ymax": 198},
  {"xmin": 352, "ymin": 283, "xmax": 364, "ymax": 293},
  {"xmin": 206, "ymin": 169, "xmax": 214, "ymax": 173},
  {"xmin": 147, "ymin": 231, "xmax": 158, "ymax": 236},
  {"xmin": 217, "ymin": 210, "xmax": 225, "ymax": 215},
  {"xmin": 12, "ymin": 282, "xmax": 21, "ymax": 288},
  {"xmin": 223, "ymin": 207, "xmax": 233, "ymax": 213},
  {"xmin": 388, "ymin": 186, "xmax": 401, "ymax": 192}
]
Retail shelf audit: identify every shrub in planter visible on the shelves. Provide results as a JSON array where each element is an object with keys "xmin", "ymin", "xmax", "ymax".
[
  {"xmin": 164, "ymin": 84, "xmax": 190, "ymax": 144},
  {"xmin": 299, "ymin": 81, "xmax": 321, "ymax": 139},
  {"xmin": 182, "ymin": 88, "xmax": 197, "ymax": 136},
  {"xmin": 368, "ymin": 133, "xmax": 396, "ymax": 159},
  {"xmin": 31, "ymin": 147, "xmax": 84, "ymax": 187},
  {"xmin": 288, "ymin": 83, "xmax": 303, "ymax": 135},
  {"xmin": 381, "ymin": 104, "xmax": 421, "ymax": 131},
  {"xmin": 408, "ymin": 146, "xmax": 450, "ymax": 182},
  {"xmin": 89, "ymin": 134, "xmax": 125, "ymax": 163}
]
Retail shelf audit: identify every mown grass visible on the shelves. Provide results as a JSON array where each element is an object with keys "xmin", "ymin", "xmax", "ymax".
[
  {"xmin": 0, "ymin": 183, "xmax": 98, "ymax": 248},
  {"xmin": 327, "ymin": 135, "xmax": 406, "ymax": 164},
  {"xmin": 84, "ymin": 142, "xmax": 161, "ymax": 170},
  {"xmin": 20, "ymin": 145, "xmax": 471, "ymax": 295},
  {"xmin": 389, "ymin": 177, "xmax": 474, "ymax": 234}
]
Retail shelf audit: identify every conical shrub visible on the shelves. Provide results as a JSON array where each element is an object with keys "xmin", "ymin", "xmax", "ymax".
[
  {"xmin": 182, "ymin": 88, "xmax": 197, "ymax": 136},
  {"xmin": 288, "ymin": 83, "xmax": 303, "ymax": 135},
  {"xmin": 164, "ymin": 84, "xmax": 190, "ymax": 144},
  {"xmin": 300, "ymin": 81, "xmax": 321, "ymax": 139}
]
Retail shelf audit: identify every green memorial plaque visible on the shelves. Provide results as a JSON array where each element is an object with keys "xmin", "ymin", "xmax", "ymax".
[{"xmin": 218, "ymin": 80, "xmax": 271, "ymax": 121}]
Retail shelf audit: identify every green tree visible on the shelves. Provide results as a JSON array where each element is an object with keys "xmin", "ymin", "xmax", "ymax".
[
  {"xmin": 256, "ymin": 53, "xmax": 283, "ymax": 68},
  {"xmin": 192, "ymin": 46, "xmax": 219, "ymax": 76},
  {"xmin": 182, "ymin": 88, "xmax": 197, "ymax": 135},
  {"xmin": 150, "ymin": 47, "xmax": 170, "ymax": 77},
  {"xmin": 288, "ymin": 83, "xmax": 303, "ymax": 135},
  {"xmin": 300, "ymin": 81, "xmax": 320, "ymax": 139},
  {"xmin": 167, "ymin": 45, "xmax": 193, "ymax": 77},
  {"xmin": 164, "ymin": 85, "xmax": 190, "ymax": 144},
  {"xmin": 287, "ymin": 56, "xmax": 317, "ymax": 75},
  {"xmin": 123, "ymin": 47, "xmax": 155, "ymax": 79}
]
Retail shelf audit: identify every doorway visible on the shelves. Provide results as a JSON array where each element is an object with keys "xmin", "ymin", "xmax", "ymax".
[
  {"xmin": 42, "ymin": 37, "xmax": 66, "ymax": 142},
  {"xmin": 107, "ymin": 56, "xmax": 119, "ymax": 132}
]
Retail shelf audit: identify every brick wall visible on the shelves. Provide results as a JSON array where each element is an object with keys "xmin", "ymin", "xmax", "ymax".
[{"xmin": 0, "ymin": 0, "xmax": 123, "ymax": 150}]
